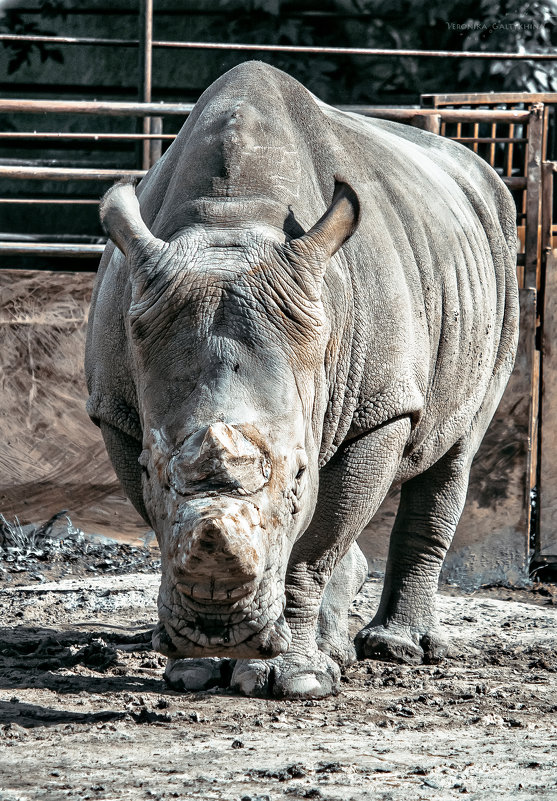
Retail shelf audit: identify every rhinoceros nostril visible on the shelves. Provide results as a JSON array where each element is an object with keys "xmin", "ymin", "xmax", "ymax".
[{"xmin": 194, "ymin": 519, "xmax": 224, "ymax": 555}]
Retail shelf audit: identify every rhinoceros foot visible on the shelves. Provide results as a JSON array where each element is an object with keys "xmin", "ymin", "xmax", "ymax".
[
  {"xmin": 164, "ymin": 657, "xmax": 235, "ymax": 691},
  {"xmin": 354, "ymin": 623, "xmax": 448, "ymax": 665},
  {"xmin": 230, "ymin": 651, "xmax": 341, "ymax": 699},
  {"xmin": 316, "ymin": 632, "xmax": 357, "ymax": 668}
]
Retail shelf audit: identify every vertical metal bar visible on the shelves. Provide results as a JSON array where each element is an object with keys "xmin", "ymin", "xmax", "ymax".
[
  {"xmin": 138, "ymin": 0, "xmax": 153, "ymax": 104},
  {"xmin": 541, "ymin": 105, "xmax": 549, "ymax": 167},
  {"xmin": 506, "ymin": 123, "xmax": 515, "ymax": 176},
  {"xmin": 473, "ymin": 122, "xmax": 479, "ymax": 154},
  {"xmin": 149, "ymin": 116, "xmax": 163, "ymax": 166},
  {"xmin": 489, "ymin": 122, "xmax": 496, "ymax": 167},
  {"xmin": 522, "ymin": 131, "xmax": 528, "ymax": 275},
  {"xmin": 541, "ymin": 162, "xmax": 554, "ymax": 261},
  {"xmin": 525, "ymin": 103, "xmax": 544, "ymax": 291},
  {"xmin": 138, "ymin": 0, "xmax": 153, "ymax": 171},
  {"xmin": 539, "ymin": 162, "xmax": 557, "ymax": 559}
]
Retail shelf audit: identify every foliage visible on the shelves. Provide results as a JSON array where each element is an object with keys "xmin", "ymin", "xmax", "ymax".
[
  {"xmin": 0, "ymin": 0, "xmax": 66, "ymax": 75},
  {"xmin": 1, "ymin": 0, "xmax": 554, "ymax": 101},
  {"xmin": 461, "ymin": 0, "xmax": 557, "ymax": 92},
  {"xmin": 201, "ymin": 0, "xmax": 557, "ymax": 102}
]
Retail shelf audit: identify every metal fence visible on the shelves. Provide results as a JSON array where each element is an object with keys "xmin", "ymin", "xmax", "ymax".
[
  {"xmin": 1, "ymin": 7, "xmax": 557, "ymax": 574},
  {"xmin": 1, "ymin": 2, "xmax": 555, "ymax": 261},
  {"xmin": 0, "ymin": 100, "xmax": 541, "ymax": 262}
]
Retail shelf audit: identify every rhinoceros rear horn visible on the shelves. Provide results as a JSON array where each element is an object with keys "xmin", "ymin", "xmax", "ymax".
[
  {"xmin": 100, "ymin": 180, "xmax": 166, "ymax": 261},
  {"xmin": 290, "ymin": 179, "xmax": 360, "ymax": 263}
]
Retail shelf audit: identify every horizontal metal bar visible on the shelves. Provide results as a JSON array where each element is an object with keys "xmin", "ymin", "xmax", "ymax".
[
  {"xmin": 0, "ymin": 198, "xmax": 99, "ymax": 205},
  {"xmin": 0, "ymin": 34, "xmax": 136, "ymax": 47},
  {"xmin": 0, "ymin": 99, "xmax": 531, "ymax": 124},
  {"xmin": 1, "ymin": 34, "xmax": 556, "ymax": 59},
  {"xmin": 0, "ymin": 242, "xmax": 105, "ymax": 257},
  {"xmin": 422, "ymin": 91, "xmax": 557, "ymax": 105},
  {"xmin": 0, "ymin": 99, "xmax": 194, "ymax": 117},
  {"xmin": 1, "ymin": 157, "xmax": 126, "ymax": 168},
  {"xmin": 351, "ymin": 107, "xmax": 530, "ymax": 123},
  {"xmin": 503, "ymin": 176, "xmax": 527, "ymax": 189},
  {"xmin": 453, "ymin": 137, "xmax": 528, "ymax": 144},
  {"xmin": 0, "ymin": 132, "xmax": 174, "ymax": 141},
  {"xmin": 0, "ymin": 166, "xmax": 145, "ymax": 180},
  {"xmin": 153, "ymin": 40, "xmax": 557, "ymax": 60}
]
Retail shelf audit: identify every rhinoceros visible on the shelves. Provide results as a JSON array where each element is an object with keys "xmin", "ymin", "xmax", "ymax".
[{"xmin": 85, "ymin": 61, "xmax": 518, "ymax": 699}]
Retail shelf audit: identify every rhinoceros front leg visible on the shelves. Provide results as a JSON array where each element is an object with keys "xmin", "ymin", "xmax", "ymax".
[
  {"xmin": 354, "ymin": 440, "xmax": 472, "ymax": 664},
  {"xmin": 231, "ymin": 417, "xmax": 410, "ymax": 699}
]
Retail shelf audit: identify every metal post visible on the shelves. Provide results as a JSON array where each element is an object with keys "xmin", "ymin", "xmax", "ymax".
[
  {"xmin": 409, "ymin": 113, "xmax": 441, "ymax": 135},
  {"xmin": 525, "ymin": 103, "xmax": 544, "ymax": 291},
  {"xmin": 539, "ymin": 161, "xmax": 557, "ymax": 560},
  {"xmin": 138, "ymin": 0, "xmax": 153, "ymax": 171},
  {"xmin": 541, "ymin": 161, "xmax": 555, "ymax": 261}
]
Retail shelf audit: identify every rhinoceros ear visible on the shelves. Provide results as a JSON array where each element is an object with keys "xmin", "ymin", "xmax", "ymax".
[
  {"xmin": 284, "ymin": 180, "xmax": 360, "ymax": 299},
  {"xmin": 100, "ymin": 181, "xmax": 166, "ymax": 261},
  {"xmin": 289, "ymin": 179, "xmax": 360, "ymax": 263}
]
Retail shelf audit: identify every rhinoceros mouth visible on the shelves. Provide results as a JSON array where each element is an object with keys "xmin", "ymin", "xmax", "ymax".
[
  {"xmin": 175, "ymin": 580, "xmax": 258, "ymax": 604},
  {"xmin": 154, "ymin": 587, "xmax": 290, "ymax": 658},
  {"xmin": 153, "ymin": 616, "xmax": 290, "ymax": 658}
]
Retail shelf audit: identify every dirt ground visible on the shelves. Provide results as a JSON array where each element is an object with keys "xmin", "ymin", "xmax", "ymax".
[{"xmin": 1, "ymin": 547, "xmax": 556, "ymax": 801}]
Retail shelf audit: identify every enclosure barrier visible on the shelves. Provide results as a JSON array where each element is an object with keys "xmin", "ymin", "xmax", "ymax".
[
  {"xmin": 1, "ymin": 16, "xmax": 556, "ymax": 579},
  {"xmin": 0, "ymin": 98, "xmax": 536, "ymax": 275}
]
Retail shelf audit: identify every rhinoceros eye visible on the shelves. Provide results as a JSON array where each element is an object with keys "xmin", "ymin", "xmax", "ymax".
[{"xmin": 295, "ymin": 465, "xmax": 306, "ymax": 481}]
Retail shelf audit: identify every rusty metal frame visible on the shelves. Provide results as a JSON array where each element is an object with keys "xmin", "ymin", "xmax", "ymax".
[
  {"xmin": 0, "ymin": 100, "xmax": 535, "ymax": 258},
  {"xmin": 422, "ymin": 92, "xmax": 557, "ymax": 106},
  {"xmin": 422, "ymin": 91, "xmax": 556, "ymax": 564},
  {"xmin": 420, "ymin": 93, "xmax": 554, "ymax": 290},
  {"xmin": 2, "ymin": 32, "xmax": 557, "ymax": 61}
]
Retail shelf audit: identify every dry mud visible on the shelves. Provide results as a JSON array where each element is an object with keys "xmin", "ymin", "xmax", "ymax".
[{"xmin": 0, "ymin": 572, "xmax": 556, "ymax": 801}]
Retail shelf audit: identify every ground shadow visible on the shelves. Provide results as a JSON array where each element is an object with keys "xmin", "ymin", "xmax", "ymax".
[
  {"xmin": 0, "ymin": 624, "xmax": 166, "ymax": 695},
  {"xmin": 0, "ymin": 699, "xmax": 128, "ymax": 728},
  {"xmin": 0, "ymin": 670, "xmax": 167, "ymax": 695}
]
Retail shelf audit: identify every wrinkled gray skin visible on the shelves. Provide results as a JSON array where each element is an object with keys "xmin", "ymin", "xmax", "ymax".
[{"xmin": 85, "ymin": 62, "xmax": 519, "ymax": 699}]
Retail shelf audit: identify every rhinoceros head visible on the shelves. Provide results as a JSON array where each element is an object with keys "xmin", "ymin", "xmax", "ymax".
[{"xmin": 100, "ymin": 179, "xmax": 359, "ymax": 659}]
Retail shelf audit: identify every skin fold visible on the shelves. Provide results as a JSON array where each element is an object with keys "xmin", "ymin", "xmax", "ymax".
[{"xmin": 85, "ymin": 61, "xmax": 519, "ymax": 699}]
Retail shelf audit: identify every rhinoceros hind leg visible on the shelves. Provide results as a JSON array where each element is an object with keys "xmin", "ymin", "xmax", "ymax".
[
  {"xmin": 316, "ymin": 541, "xmax": 368, "ymax": 666},
  {"xmin": 230, "ymin": 650, "xmax": 340, "ymax": 699},
  {"xmin": 355, "ymin": 441, "xmax": 471, "ymax": 665},
  {"xmin": 164, "ymin": 657, "xmax": 235, "ymax": 691}
]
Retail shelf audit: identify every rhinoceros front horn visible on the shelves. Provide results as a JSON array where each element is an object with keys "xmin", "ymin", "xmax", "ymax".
[{"xmin": 100, "ymin": 180, "xmax": 166, "ymax": 262}]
